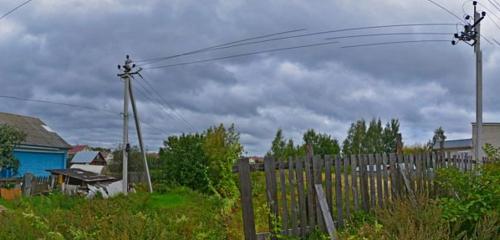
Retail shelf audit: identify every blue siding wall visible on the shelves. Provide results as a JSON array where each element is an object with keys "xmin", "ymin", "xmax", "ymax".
[{"xmin": 12, "ymin": 150, "xmax": 67, "ymax": 177}]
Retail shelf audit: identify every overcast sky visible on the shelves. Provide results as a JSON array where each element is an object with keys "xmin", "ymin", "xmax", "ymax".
[{"xmin": 1, "ymin": 0, "xmax": 499, "ymax": 155}]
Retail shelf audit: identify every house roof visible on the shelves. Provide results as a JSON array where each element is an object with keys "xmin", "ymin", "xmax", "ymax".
[
  {"xmin": 69, "ymin": 145, "xmax": 89, "ymax": 155},
  {"xmin": 47, "ymin": 168, "xmax": 116, "ymax": 183},
  {"xmin": 71, "ymin": 151, "xmax": 101, "ymax": 164},
  {"xmin": 0, "ymin": 112, "xmax": 70, "ymax": 149},
  {"xmin": 70, "ymin": 164, "xmax": 104, "ymax": 174},
  {"xmin": 433, "ymin": 138, "xmax": 472, "ymax": 150}
]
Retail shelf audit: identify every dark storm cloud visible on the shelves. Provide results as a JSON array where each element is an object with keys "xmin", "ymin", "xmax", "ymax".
[{"xmin": 0, "ymin": 0, "xmax": 499, "ymax": 155}]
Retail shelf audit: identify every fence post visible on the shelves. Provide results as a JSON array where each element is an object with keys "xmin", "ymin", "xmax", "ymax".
[
  {"xmin": 21, "ymin": 173, "xmax": 34, "ymax": 197},
  {"xmin": 238, "ymin": 158, "xmax": 257, "ymax": 240},
  {"xmin": 264, "ymin": 156, "xmax": 279, "ymax": 239}
]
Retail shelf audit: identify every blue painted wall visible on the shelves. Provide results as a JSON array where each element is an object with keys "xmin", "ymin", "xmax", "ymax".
[{"xmin": 11, "ymin": 150, "xmax": 66, "ymax": 177}]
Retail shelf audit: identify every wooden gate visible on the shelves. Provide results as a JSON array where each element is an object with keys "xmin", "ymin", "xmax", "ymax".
[{"xmin": 235, "ymin": 148, "xmax": 480, "ymax": 240}]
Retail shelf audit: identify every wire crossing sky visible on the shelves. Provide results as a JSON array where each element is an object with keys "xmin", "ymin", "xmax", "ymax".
[{"xmin": 0, "ymin": 0, "xmax": 499, "ymax": 155}]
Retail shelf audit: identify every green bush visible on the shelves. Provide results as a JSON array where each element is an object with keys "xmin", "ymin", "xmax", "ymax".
[
  {"xmin": 158, "ymin": 124, "xmax": 242, "ymax": 200},
  {"xmin": 435, "ymin": 162, "xmax": 500, "ymax": 234}
]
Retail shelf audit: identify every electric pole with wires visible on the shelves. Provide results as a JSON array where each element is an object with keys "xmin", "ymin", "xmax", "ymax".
[
  {"xmin": 117, "ymin": 55, "xmax": 153, "ymax": 194},
  {"xmin": 452, "ymin": 1, "xmax": 486, "ymax": 162}
]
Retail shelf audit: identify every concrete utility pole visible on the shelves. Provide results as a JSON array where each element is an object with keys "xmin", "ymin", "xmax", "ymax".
[
  {"xmin": 474, "ymin": 9, "xmax": 483, "ymax": 162},
  {"xmin": 118, "ymin": 55, "xmax": 153, "ymax": 193},
  {"xmin": 452, "ymin": 1, "xmax": 486, "ymax": 162}
]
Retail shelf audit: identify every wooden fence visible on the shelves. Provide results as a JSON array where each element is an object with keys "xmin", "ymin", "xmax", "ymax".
[
  {"xmin": 0, "ymin": 174, "xmax": 52, "ymax": 197},
  {"xmin": 235, "ymin": 149, "xmax": 483, "ymax": 240}
]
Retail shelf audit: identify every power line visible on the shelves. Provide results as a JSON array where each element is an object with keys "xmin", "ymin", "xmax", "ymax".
[
  {"xmin": 144, "ymin": 41, "xmax": 339, "ymax": 69},
  {"xmin": 0, "ymin": 0, "xmax": 33, "ymax": 21},
  {"xmin": 426, "ymin": 0, "xmax": 465, "ymax": 22},
  {"xmin": 487, "ymin": 0, "xmax": 500, "ymax": 13},
  {"xmin": 0, "ymin": 94, "xmax": 170, "ymax": 136},
  {"xmin": 132, "ymin": 77, "xmax": 195, "ymax": 132},
  {"xmin": 209, "ymin": 23, "xmax": 458, "ymax": 51},
  {"xmin": 0, "ymin": 95, "xmax": 118, "ymax": 115},
  {"xmin": 136, "ymin": 28, "xmax": 307, "ymax": 64},
  {"xmin": 325, "ymin": 32, "xmax": 452, "ymax": 41},
  {"xmin": 341, "ymin": 39, "xmax": 451, "ymax": 49},
  {"xmin": 135, "ymin": 73, "xmax": 196, "ymax": 132}
]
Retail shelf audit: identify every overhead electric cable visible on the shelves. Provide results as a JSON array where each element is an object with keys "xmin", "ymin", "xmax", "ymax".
[
  {"xmin": 136, "ymin": 28, "xmax": 307, "ymax": 64},
  {"xmin": 0, "ymin": 95, "xmax": 118, "ymax": 115},
  {"xmin": 0, "ymin": 94, "xmax": 169, "ymax": 136},
  {"xmin": 426, "ymin": 0, "xmax": 465, "ymax": 22},
  {"xmin": 209, "ymin": 23, "xmax": 458, "ymax": 51},
  {"xmin": 133, "ymin": 77, "xmax": 195, "ymax": 132},
  {"xmin": 136, "ymin": 73, "xmax": 196, "ymax": 132},
  {"xmin": 0, "ymin": 0, "xmax": 33, "ymax": 21},
  {"xmin": 144, "ymin": 41, "xmax": 338, "ymax": 69},
  {"xmin": 341, "ymin": 39, "xmax": 451, "ymax": 49},
  {"xmin": 325, "ymin": 32, "xmax": 452, "ymax": 41}
]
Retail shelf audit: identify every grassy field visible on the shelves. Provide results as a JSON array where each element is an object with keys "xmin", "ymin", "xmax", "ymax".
[{"xmin": 0, "ymin": 188, "xmax": 228, "ymax": 240}]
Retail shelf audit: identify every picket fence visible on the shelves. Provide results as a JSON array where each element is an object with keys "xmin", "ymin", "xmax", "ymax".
[{"xmin": 235, "ymin": 148, "xmax": 483, "ymax": 240}]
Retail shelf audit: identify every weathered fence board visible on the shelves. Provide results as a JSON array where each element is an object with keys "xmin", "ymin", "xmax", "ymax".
[{"xmin": 235, "ymin": 152, "xmax": 482, "ymax": 239}]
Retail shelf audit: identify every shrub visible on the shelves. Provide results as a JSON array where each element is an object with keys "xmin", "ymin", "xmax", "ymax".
[
  {"xmin": 435, "ymin": 162, "xmax": 500, "ymax": 235},
  {"xmin": 158, "ymin": 124, "xmax": 243, "ymax": 200}
]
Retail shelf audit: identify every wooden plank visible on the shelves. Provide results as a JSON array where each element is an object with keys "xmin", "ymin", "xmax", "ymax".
[
  {"xmin": 343, "ymin": 155, "xmax": 350, "ymax": 218},
  {"xmin": 389, "ymin": 153, "xmax": 398, "ymax": 200},
  {"xmin": 325, "ymin": 155, "xmax": 333, "ymax": 215},
  {"xmin": 238, "ymin": 158, "xmax": 257, "ymax": 240},
  {"xmin": 351, "ymin": 155, "xmax": 359, "ymax": 211},
  {"xmin": 399, "ymin": 164, "xmax": 417, "ymax": 206},
  {"xmin": 264, "ymin": 156, "xmax": 279, "ymax": 239},
  {"xmin": 360, "ymin": 154, "xmax": 370, "ymax": 211},
  {"xmin": 335, "ymin": 155, "xmax": 344, "ymax": 226},
  {"xmin": 368, "ymin": 154, "xmax": 376, "ymax": 209},
  {"xmin": 375, "ymin": 153, "xmax": 383, "ymax": 208},
  {"xmin": 313, "ymin": 155, "xmax": 324, "ymax": 231},
  {"xmin": 288, "ymin": 158, "xmax": 299, "ymax": 236},
  {"xmin": 315, "ymin": 184, "xmax": 338, "ymax": 240},
  {"xmin": 295, "ymin": 157, "xmax": 307, "ymax": 237},
  {"xmin": 415, "ymin": 153, "xmax": 422, "ymax": 194},
  {"xmin": 279, "ymin": 161, "xmax": 289, "ymax": 235},
  {"xmin": 304, "ymin": 146, "xmax": 316, "ymax": 228},
  {"xmin": 382, "ymin": 153, "xmax": 389, "ymax": 203}
]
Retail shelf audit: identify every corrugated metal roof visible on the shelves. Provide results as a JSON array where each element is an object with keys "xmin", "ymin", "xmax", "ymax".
[
  {"xmin": 71, "ymin": 151, "xmax": 99, "ymax": 164},
  {"xmin": 0, "ymin": 112, "xmax": 70, "ymax": 149},
  {"xmin": 433, "ymin": 138, "xmax": 472, "ymax": 149}
]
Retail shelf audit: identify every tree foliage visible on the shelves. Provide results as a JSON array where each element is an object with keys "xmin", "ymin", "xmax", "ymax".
[
  {"xmin": 0, "ymin": 124, "xmax": 26, "ymax": 175},
  {"xmin": 429, "ymin": 127, "xmax": 446, "ymax": 151},
  {"xmin": 342, "ymin": 118, "xmax": 401, "ymax": 155},
  {"xmin": 158, "ymin": 123, "xmax": 243, "ymax": 199},
  {"xmin": 267, "ymin": 128, "xmax": 340, "ymax": 159}
]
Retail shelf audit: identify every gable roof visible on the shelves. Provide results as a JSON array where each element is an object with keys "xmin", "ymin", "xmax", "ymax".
[
  {"xmin": 433, "ymin": 138, "xmax": 472, "ymax": 150},
  {"xmin": 71, "ymin": 151, "xmax": 101, "ymax": 164},
  {"xmin": 0, "ymin": 112, "xmax": 70, "ymax": 149},
  {"xmin": 69, "ymin": 145, "xmax": 89, "ymax": 155}
]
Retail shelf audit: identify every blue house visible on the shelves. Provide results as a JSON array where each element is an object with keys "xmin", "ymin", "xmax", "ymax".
[{"xmin": 0, "ymin": 112, "xmax": 71, "ymax": 177}]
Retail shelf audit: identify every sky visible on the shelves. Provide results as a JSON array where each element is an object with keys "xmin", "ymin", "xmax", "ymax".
[{"xmin": 1, "ymin": 0, "xmax": 500, "ymax": 156}]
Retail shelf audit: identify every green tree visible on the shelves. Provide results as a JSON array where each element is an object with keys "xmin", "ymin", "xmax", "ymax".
[
  {"xmin": 382, "ymin": 119, "xmax": 401, "ymax": 153},
  {"xmin": 267, "ymin": 129, "xmax": 286, "ymax": 159},
  {"xmin": 203, "ymin": 123, "xmax": 243, "ymax": 199},
  {"xmin": 158, "ymin": 133, "xmax": 210, "ymax": 193},
  {"xmin": 430, "ymin": 127, "xmax": 446, "ymax": 151},
  {"xmin": 0, "ymin": 124, "xmax": 26, "ymax": 175},
  {"xmin": 343, "ymin": 119, "xmax": 367, "ymax": 155},
  {"xmin": 302, "ymin": 129, "xmax": 340, "ymax": 156}
]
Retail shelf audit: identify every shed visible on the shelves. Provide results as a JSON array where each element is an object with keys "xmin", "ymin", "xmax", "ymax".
[
  {"xmin": 0, "ymin": 112, "xmax": 70, "ymax": 178},
  {"xmin": 71, "ymin": 151, "xmax": 107, "ymax": 166}
]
